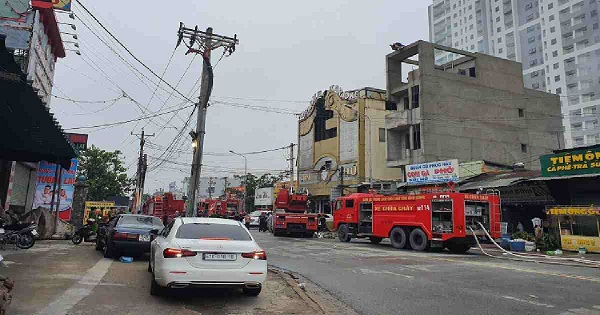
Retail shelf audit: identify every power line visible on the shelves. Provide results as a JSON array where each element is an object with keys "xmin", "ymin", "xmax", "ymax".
[
  {"xmin": 74, "ymin": 0, "xmax": 196, "ymax": 104},
  {"xmin": 64, "ymin": 102, "xmax": 195, "ymax": 130}
]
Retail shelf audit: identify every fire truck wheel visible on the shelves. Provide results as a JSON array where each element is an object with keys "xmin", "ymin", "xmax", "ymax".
[
  {"xmin": 337, "ymin": 225, "xmax": 351, "ymax": 242},
  {"xmin": 409, "ymin": 228, "xmax": 428, "ymax": 251},
  {"xmin": 389, "ymin": 227, "xmax": 407, "ymax": 249},
  {"xmin": 369, "ymin": 237, "xmax": 383, "ymax": 245}
]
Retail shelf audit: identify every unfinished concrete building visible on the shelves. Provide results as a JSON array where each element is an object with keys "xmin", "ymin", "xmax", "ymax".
[{"xmin": 385, "ymin": 41, "xmax": 563, "ymax": 176}]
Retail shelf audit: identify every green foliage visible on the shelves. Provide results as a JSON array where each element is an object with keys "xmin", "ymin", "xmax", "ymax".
[
  {"xmin": 512, "ymin": 231, "xmax": 535, "ymax": 242},
  {"xmin": 232, "ymin": 173, "xmax": 282, "ymax": 211},
  {"xmin": 77, "ymin": 145, "xmax": 133, "ymax": 201},
  {"xmin": 540, "ymin": 233, "xmax": 560, "ymax": 250}
]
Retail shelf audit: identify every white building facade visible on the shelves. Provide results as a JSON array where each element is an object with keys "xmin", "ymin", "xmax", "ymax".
[{"xmin": 429, "ymin": 0, "xmax": 600, "ymax": 148}]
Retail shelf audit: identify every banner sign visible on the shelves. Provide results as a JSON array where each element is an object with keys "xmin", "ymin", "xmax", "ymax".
[
  {"xmin": 540, "ymin": 147, "xmax": 600, "ymax": 177},
  {"xmin": 546, "ymin": 206, "xmax": 600, "ymax": 216},
  {"xmin": 66, "ymin": 133, "xmax": 88, "ymax": 152},
  {"xmin": 52, "ymin": 0, "xmax": 72, "ymax": 11},
  {"xmin": 254, "ymin": 187, "xmax": 273, "ymax": 206},
  {"xmin": 33, "ymin": 159, "xmax": 78, "ymax": 220},
  {"xmin": 406, "ymin": 159, "xmax": 459, "ymax": 184}
]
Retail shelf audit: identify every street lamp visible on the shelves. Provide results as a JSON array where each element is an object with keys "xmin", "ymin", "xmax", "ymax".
[
  {"xmin": 344, "ymin": 104, "xmax": 373, "ymax": 188},
  {"xmin": 229, "ymin": 150, "xmax": 248, "ymax": 213}
]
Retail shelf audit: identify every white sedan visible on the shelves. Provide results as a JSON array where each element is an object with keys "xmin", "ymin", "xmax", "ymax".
[{"xmin": 149, "ymin": 217, "xmax": 267, "ymax": 296}]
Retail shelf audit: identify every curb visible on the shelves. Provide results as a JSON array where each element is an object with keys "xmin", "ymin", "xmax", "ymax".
[{"xmin": 268, "ymin": 267, "xmax": 326, "ymax": 314}]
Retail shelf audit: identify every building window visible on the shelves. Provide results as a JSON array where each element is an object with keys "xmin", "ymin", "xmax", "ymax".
[
  {"xmin": 552, "ymin": 50, "xmax": 558, "ymax": 57},
  {"xmin": 525, "ymin": 2, "xmax": 533, "ymax": 10},
  {"xmin": 556, "ymin": 87, "xmax": 562, "ymax": 94},
  {"xmin": 553, "ymin": 63, "xmax": 559, "ymax": 69},
  {"xmin": 554, "ymin": 75, "xmax": 561, "ymax": 82},
  {"xmin": 496, "ymin": 16, "xmax": 501, "ymax": 22},
  {"xmin": 379, "ymin": 128, "xmax": 386, "ymax": 143},
  {"xmin": 413, "ymin": 124, "xmax": 422, "ymax": 150},
  {"xmin": 549, "ymin": 15, "xmax": 555, "ymax": 21},
  {"xmin": 469, "ymin": 67, "xmax": 476, "ymax": 77},
  {"xmin": 498, "ymin": 37, "xmax": 502, "ymax": 43},
  {"xmin": 521, "ymin": 144, "xmax": 528, "ymax": 153},
  {"xmin": 497, "ymin": 27, "xmax": 502, "ymax": 32},
  {"xmin": 499, "ymin": 48, "xmax": 504, "ymax": 53},
  {"xmin": 518, "ymin": 108, "xmax": 525, "ymax": 117},
  {"xmin": 385, "ymin": 101, "xmax": 397, "ymax": 111},
  {"xmin": 495, "ymin": 6, "xmax": 500, "ymax": 12},
  {"xmin": 548, "ymin": 3, "xmax": 553, "ymax": 9},
  {"xmin": 411, "ymin": 85, "xmax": 420, "ymax": 108},
  {"xmin": 550, "ymin": 26, "xmax": 556, "ymax": 33},
  {"xmin": 528, "ymin": 36, "xmax": 536, "ymax": 43},
  {"xmin": 551, "ymin": 38, "xmax": 557, "ymax": 45}
]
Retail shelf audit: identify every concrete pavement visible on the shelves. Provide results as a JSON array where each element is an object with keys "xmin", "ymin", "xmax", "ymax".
[
  {"xmin": 1, "ymin": 240, "xmax": 324, "ymax": 315},
  {"xmin": 251, "ymin": 231, "xmax": 600, "ymax": 315}
]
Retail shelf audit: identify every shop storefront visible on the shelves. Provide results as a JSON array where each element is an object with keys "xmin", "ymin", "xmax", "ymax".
[{"xmin": 546, "ymin": 206, "xmax": 600, "ymax": 253}]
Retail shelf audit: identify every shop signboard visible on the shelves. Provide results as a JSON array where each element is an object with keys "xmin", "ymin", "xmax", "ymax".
[
  {"xmin": 254, "ymin": 187, "xmax": 273, "ymax": 206},
  {"xmin": 405, "ymin": 159, "xmax": 459, "ymax": 185},
  {"xmin": 33, "ymin": 159, "xmax": 78, "ymax": 220},
  {"xmin": 52, "ymin": 0, "xmax": 72, "ymax": 11},
  {"xmin": 540, "ymin": 147, "xmax": 600, "ymax": 177}
]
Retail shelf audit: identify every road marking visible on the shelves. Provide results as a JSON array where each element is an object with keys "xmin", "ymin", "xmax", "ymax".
[
  {"xmin": 358, "ymin": 268, "xmax": 414, "ymax": 279},
  {"xmin": 559, "ymin": 307, "xmax": 600, "ymax": 314},
  {"xmin": 502, "ymin": 295, "xmax": 554, "ymax": 308},
  {"xmin": 35, "ymin": 258, "xmax": 113, "ymax": 315}
]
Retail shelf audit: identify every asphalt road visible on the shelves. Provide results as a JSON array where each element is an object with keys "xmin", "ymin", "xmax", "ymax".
[
  {"xmin": 1, "ymin": 240, "xmax": 316, "ymax": 315},
  {"xmin": 251, "ymin": 230, "xmax": 600, "ymax": 315}
]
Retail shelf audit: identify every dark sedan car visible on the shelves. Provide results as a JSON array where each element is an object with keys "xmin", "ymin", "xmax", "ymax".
[{"xmin": 96, "ymin": 214, "xmax": 163, "ymax": 258}]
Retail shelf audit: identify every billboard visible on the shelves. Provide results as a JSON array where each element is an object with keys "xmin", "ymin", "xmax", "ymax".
[
  {"xmin": 540, "ymin": 147, "xmax": 600, "ymax": 177},
  {"xmin": 33, "ymin": 159, "xmax": 78, "ymax": 220},
  {"xmin": 52, "ymin": 0, "xmax": 72, "ymax": 11},
  {"xmin": 405, "ymin": 159, "xmax": 459, "ymax": 185},
  {"xmin": 254, "ymin": 187, "xmax": 273, "ymax": 206}
]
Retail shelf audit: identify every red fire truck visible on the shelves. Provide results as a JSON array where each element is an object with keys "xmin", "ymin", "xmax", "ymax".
[
  {"xmin": 333, "ymin": 192, "xmax": 501, "ymax": 253},
  {"xmin": 199, "ymin": 198, "xmax": 241, "ymax": 216},
  {"xmin": 272, "ymin": 189, "xmax": 319, "ymax": 237},
  {"xmin": 142, "ymin": 192, "xmax": 185, "ymax": 221}
]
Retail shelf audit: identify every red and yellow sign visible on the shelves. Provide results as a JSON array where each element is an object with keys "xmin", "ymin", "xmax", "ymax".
[
  {"xmin": 560, "ymin": 235, "xmax": 600, "ymax": 253},
  {"xmin": 547, "ymin": 206, "xmax": 600, "ymax": 216}
]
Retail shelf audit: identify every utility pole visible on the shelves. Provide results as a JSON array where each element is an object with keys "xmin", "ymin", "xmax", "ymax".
[
  {"xmin": 177, "ymin": 23, "xmax": 239, "ymax": 217},
  {"xmin": 132, "ymin": 129, "xmax": 154, "ymax": 213},
  {"xmin": 287, "ymin": 143, "xmax": 295, "ymax": 192},
  {"xmin": 223, "ymin": 177, "xmax": 229, "ymax": 197},
  {"xmin": 208, "ymin": 177, "xmax": 215, "ymax": 199}
]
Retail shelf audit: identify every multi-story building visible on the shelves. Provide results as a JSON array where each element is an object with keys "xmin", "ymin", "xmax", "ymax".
[
  {"xmin": 429, "ymin": 0, "xmax": 600, "ymax": 148},
  {"xmin": 297, "ymin": 86, "xmax": 403, "ymax": 214},
  {"xmin": 385, "ymin": 41, "xmax": 563, "ymax": 174}
]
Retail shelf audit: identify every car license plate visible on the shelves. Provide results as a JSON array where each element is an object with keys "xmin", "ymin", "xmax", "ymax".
[
  {"xmin": 203, "ymin": 253, "xmax": 236, "ymax": 261},
  {"xmin": 139, "ymin": 234, "xmax": 150, "ymax": 242},
  {"xmin": 31, "ymin": 229, "xmax": 38, "ymax": 236}
]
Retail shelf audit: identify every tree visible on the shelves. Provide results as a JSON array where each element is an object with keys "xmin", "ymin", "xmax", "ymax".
[
  {"xmin": 229, "ymin": 173, "xmax": 281, "ymax": 211},
  {"xmin": 77, "ymin": 145, "xmax": 133, "ymax": 201}
]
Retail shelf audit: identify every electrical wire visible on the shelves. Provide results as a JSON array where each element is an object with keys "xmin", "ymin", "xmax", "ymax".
[
  {"xmin": 64, "ymin": 102, "xmax": 195, "ymax": 130},
  {"xmin": 74, "ymin": 0, "xmax": 196, "ymax": 104}
]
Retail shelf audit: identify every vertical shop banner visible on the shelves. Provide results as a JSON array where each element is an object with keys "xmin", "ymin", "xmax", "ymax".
[{"xmin": 33, "ymin": 159, "xmax": 78, "ymax": 220}]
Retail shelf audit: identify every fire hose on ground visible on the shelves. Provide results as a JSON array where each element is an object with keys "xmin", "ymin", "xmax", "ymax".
[{"xmin": 469, "ymin": 222, "xmax": 600, "ymax": 269}]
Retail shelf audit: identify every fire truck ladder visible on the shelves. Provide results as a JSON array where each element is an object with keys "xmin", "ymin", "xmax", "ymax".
[{"xmin": 154, "ymin": 195, "xmax": 164, "ymax": 218}]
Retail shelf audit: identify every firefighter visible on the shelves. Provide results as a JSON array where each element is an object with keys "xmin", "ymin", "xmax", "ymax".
[{"xmin": 259, "ymin": 212, "xmax": 267, "ymax": 232}]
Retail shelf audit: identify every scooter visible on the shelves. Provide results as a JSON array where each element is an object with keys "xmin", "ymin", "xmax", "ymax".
[
  {"xmin": 72, "ymin": 219, "xmax": 97, "ymax": 245},
  {"xmin": 0, "ymin": 255, "xmax": 13, "ymax": 315},
  {"xmin": 0, "ymin": 221, "xmax": 37, "ymax": 250}
]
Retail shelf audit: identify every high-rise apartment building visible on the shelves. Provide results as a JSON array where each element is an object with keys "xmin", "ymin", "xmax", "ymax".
[{"xmin": 429, "ymin": 0, "xmax": 600, "ymax": 148}]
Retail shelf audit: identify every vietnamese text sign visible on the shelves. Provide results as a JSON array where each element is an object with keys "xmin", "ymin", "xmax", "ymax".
[
  {"xmin": 33, "ymin": 159, "xmax": 78, "ymax": 220},
  {"xmin": 405, "ymin": 159, "xmax": 459, "ymax": 184},
  {"xmin": 254, "ymin": 187, "xmax": 273, "ymax": 206},
  {"xmin": 540, "ymin": 147, "xmax": 600, "ymax": 177}
]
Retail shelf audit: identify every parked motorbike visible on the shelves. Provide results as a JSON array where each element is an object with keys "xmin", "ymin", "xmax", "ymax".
[
  {"xmin": 72, "ymin": 219, "xmax": 97, "ymax": 245},
  {"xmin": 0, "ymin": 221, "xmax": 37, "ymax": 250},
  {"xmin": 0, "ymin": 255, "xmax": 13, "ymax": 315}
]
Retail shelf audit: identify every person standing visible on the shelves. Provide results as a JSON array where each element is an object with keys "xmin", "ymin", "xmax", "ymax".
[{"xmin": 258, "ymin": 212, "xmax": 267, "ymax": 232}]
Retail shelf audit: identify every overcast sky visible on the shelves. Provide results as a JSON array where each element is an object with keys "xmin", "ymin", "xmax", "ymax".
[{"xmin": 52, "ymin": 0, "xmax": 430, "ymax": 193}]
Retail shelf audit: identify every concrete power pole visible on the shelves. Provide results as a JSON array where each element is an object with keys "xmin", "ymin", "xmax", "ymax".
[
  {"xmin": 288, "ymin": 143, "xmax": 295, "ymax": 192},
  {"xmin": 177, "ymin": 23, "xmax": 239, "ymax": 217},
  {"xmin": 132, "ymin": 129, "xmax": 154, "ymax": 213}
]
